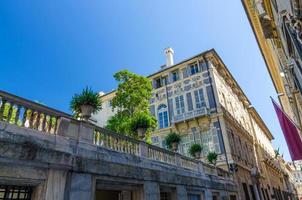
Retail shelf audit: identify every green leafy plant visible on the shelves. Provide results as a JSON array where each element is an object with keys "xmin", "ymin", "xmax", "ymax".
[
  {"xmin": 106, "ymin": 70, "xmax": 156, "ymax": 141},
  {"xmin": 165, "ymin": 132, "xmax": 181, "ymax": 149},
  {"xmin": 274, "ymin": 148, "xmax": 280, "ymax": 159},
  {"xmin": 70, "ymin": 87, "xmax": 102, "ymax": 116},
  {"xmin": 189, "ymin": 143, "xmax": 203, "ymax": 158},
  {"xmin": 207, "ymin": 151, "xmax": 218, "ymax": 165},
  {"xmin": 130, "ymin": 112, "xmax": 157, "ymax": 132}
]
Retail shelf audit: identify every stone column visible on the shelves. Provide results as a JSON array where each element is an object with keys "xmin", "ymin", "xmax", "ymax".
[
  {"xmin": 204, "ymin": 189, "xmax": 213, "ymax": 200},
  {"xmin": 45, "ymin": 169, "xmax": 67, "ymax": 200},
  {"xmin": 219, "ymin": 191, "xmax": 229, "ymax": 200},
  {"xmin": 175, "ymin": 185, "xmax": 188, "ymax": 200},
  {"xmin": 67, "ymin": 173, "xmax": 94, "ymax": 200},
  {"xmin": 143, "ymin": 181, "xmax": 160, "ymax": 200}
]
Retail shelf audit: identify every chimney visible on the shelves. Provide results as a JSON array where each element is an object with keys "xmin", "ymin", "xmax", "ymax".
[{"xmin": 164, "ymin": 47, "xmax": 174, "ymax": 67}]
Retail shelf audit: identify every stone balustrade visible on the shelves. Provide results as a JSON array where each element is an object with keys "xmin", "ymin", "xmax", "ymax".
[
  {"xmin": 0, "ymin": 90, "xmax": 231, "ymax": 180},
  {"xmin": 0, "ymin": 90, "xmax": 71, "ymax": 134}
]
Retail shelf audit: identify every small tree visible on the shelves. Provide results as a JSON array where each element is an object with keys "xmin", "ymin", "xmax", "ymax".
[
  {"xmin": 207, "ymin": 151, "xmax": 218, "ymax": 165},
  {"xmin": 106, "ymin": 70, "xmax": 156, "ymax": 141},
  {"xmin": 70, "ymin": 87, "xmax": 102, "ymax": 120},
  {"xmin": 189, "ymin": 144, "xmax": 203, "ymax": 158},
  {"xmin": 165, "ymin": 132, "xmax": 181, "ymax": 152}
]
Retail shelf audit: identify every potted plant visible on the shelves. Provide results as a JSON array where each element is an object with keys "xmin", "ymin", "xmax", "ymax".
[
  {"xmin": 165, "ymin": 132, "xmax": 181, "ymax": 152},
  {"xmin": 70, "ymin": 87, "xmax": 102, "ymax": 121},
  {"xmin": 130, "ymin": 112, "xmax": 157, "ymax": 140},
  {"xmin": 189, "ymin": 143, "xmax": 203, "ymax": 159},
  {"xmin": 207, "ymin": 151, "xmax": 218, "ymax": 165}
]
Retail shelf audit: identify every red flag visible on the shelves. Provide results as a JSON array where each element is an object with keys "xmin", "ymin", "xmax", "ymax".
[{"xmin": 272, "ymin": 98, "xmax": 302, "ymax": 161}]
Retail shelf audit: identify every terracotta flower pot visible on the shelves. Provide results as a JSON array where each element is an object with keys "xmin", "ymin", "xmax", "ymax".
[
  {"xmin": 194, "ymin": 151, "xmax": 201, "ymax": 159},
  {"xmin": 172, "ymin": 142, "xmax": 179, "ymax": 152},
  {"xmin": 80, "ymin": 105, "xmax": 94, "ymax": 121},
  {"xmin": 137, "ymin": 127, "xmax": 147, "ymax": 140}
]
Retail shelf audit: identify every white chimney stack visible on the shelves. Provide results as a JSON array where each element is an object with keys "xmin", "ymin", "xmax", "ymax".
[{"xmin": 164, "ymin": 47, "xmax": 174, "ymax": 67}]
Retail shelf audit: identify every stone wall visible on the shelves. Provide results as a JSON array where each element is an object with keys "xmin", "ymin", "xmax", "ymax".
[{"xmin": 0, "ymin": 121, "xmax": 237, "ymax": 200}]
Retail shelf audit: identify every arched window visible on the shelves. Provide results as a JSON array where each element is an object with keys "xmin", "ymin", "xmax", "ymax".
[{"xmin": 157, "ymin": 104, "xmax": 169, "ymax": 129}]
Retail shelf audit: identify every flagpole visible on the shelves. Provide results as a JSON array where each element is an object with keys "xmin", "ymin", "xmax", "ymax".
[{"xmin": 270, "ymin": 96, "xmax": 302, "ymax": 132}]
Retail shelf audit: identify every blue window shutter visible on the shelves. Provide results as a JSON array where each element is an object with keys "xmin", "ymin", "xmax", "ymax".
[
  {"xmin": 206, "ymin": 86, "xmax": 216, "ymax": 109},
  {"xmin": 186, "ymin": 93, "xmax": 193, "ymax": 111},
  {"xmin": 168, "ymin": 99, "xmax": 174, "ymax": 116},
  {"xmin": 199, "ymin": 89, "xmax": 206, "ymax": 107},
  {"xmin": 182, "ymin": 68, "xmax": 188, "ymax": 78},
  {"xmin": 152, "ymin": 79, "xmax": 157, "ymax": 89}
]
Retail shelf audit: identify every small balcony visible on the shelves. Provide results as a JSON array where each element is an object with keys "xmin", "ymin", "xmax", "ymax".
[{"xmin": 171, "ymin": 107, "xmax": 209, "ymax": 124}]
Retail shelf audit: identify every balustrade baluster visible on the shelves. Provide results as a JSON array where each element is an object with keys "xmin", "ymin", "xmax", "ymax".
[
  {"xmin": 125, "ymin": 140, "xmax": 128, "ymax": 153},
  {"xmin": 0, "ymin": 99, "xmax": 6, "ymax": 121},
  {"xmin": 39, "ymin": 113, "xmax": 46, "ymax": 132},
  {"xmin": 7, "ymin": 103, "xmax": 15, "ymax": 123},
  {"xmin": 50, "ymin": 117, "xmax": 57, "ymax": 134},
  {"xmin": 14, "ymin": 105, "xmax": 21, "ymax": 125},
  {"xmin": 22, "ymin": 108, "xmax": 28, "ymax": 127},
  {"xmin": 45, "ymin": 115, "xmax": 52, "ymax": 133},
  {"xmin": 29, "ymin": 110, "xmax": 36, "ymax": 129},
  {"xmin": 53, "ymin": 117, "xmax": 58, "ymax": 134},
  {"xmin": 34, "ymin": 112, "xmax": 41, "ymax": 130},
  {"xmin": 105, "ymin": 134, "xmax": 109, "ymax": 148}
]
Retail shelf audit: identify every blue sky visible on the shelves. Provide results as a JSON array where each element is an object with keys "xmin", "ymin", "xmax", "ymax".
[{"xmin": 0, "ymin": 1, "xmax": 291, "ymax": 160}]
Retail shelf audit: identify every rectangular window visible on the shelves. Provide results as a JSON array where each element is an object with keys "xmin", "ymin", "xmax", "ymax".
[
  {"xmin": 158, "ymin": 108, "xmax": 169, "ymax": 129},
  {"xmin": 171, "ymin": 70, "xmax": 179, "ymax": 82},
  {"xmin": 206, "ymin": 85, "xmax": 216, "ymax": 109},
  {"xmin": 190, "ymin": 62, "xmax": 199, "ymax": 75},
  {"xmin": 186, "ymin": 92, "xmax": 194, "ymax": 111},
  {"xmin": 182, "ymin": 67, "xmax": 189, "ymax": 79},
  {"xmin": 242, "ymin": 183, "xmax": 251, "ymax": 200},
  {"xmin": 175, "ymin": 95, "xmax": 185, "ymax": 115},
  {"xmin": 155, "ymin": 78, "xmax": 162, "ymax": 89},
  {"xmin": 194, "ymin": 89, "xmax": 206, "ymax": 109},
  {"xmin": 0, "ymin": 185, "xmax": 33, "ymax": 200},
  {"xmin": 199, "ymin": 61, "xmax": 207, "ymax": 72},
  {"xmin": 200, "ymin": 128, "xmax": 221, "ymax": 157},
  {"xmin": 249, "ymin": 185, "xmax": 256, "ymax": 200}
]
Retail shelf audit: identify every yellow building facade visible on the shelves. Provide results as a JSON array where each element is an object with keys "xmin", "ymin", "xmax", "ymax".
[{"xmin": 241, "ymin": 0, "xmax": 302, "ymax": 131}]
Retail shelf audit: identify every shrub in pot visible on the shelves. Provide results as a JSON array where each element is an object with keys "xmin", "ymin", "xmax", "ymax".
[
  {"xmin": 70, "ymin": 87, "xmax": 102, "ymax": 120},
  {"xmin": 165, "ymin": 132, "xmax": 181, "ymax": 152},
  {"xmin": 130, "ymin": 112, "xmax": 157, "ymax": 140},
  {"xmin": 189, "ymin": 143, "xmax": 203, "ymax": 159},
  {"xmin": 207, "ymin": 151, "xmax": 218, "ymax": 165}
]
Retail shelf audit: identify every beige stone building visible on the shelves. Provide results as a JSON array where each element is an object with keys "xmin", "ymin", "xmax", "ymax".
[{"xmin": 93, "ymin": 49, "xmax": 296, "ymax": 200}]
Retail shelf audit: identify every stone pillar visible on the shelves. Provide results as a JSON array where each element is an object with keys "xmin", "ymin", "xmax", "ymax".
[
  {"xmin": 143, "ymin": 181, "xmax": 160, "ymax": 200},
  {"xmin": 45, "ymin": 169, "xmax": 67, "ymax": 200},
  {"xmin": 204, "ymin": 189, "xmax": 213, "ymax": 200},
  {"xmin": 219, "ymin": 191, "xmax": 229, "ymax": 200},
  {"xmin": 67, "ymin": 173, "xmax": 94, "ymax": 200},
  {"xmin": 139, "ymin": 142, "xmax": 148, "ymax": 158},
  {"xmin": 175, "ymin": 185, "xmax": 188, "ymax": 200},
  {"xmin": 56, "ymin": 117, "xmax": 94, "ymax": 144}
]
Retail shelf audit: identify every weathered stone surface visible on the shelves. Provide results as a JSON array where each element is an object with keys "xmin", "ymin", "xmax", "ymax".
[
  {"xmin": 0, "ymin": 122, "xmax": 237, "ymax": 199},
  {"xmin": 143, "ymin": 181, "xmax": 160, "ymax": 200},
  {"xmin": 45, "ymin": 169, "xmax": 67, "ymax": 200},
  {"xmin": 175, "ymin": 185, "xmax": 188, "ymax": 200}
]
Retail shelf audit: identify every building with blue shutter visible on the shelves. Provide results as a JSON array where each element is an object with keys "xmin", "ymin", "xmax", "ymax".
[{"xmin": 92, "ymin": 48, "xmax": 297, "ymax": 200}]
